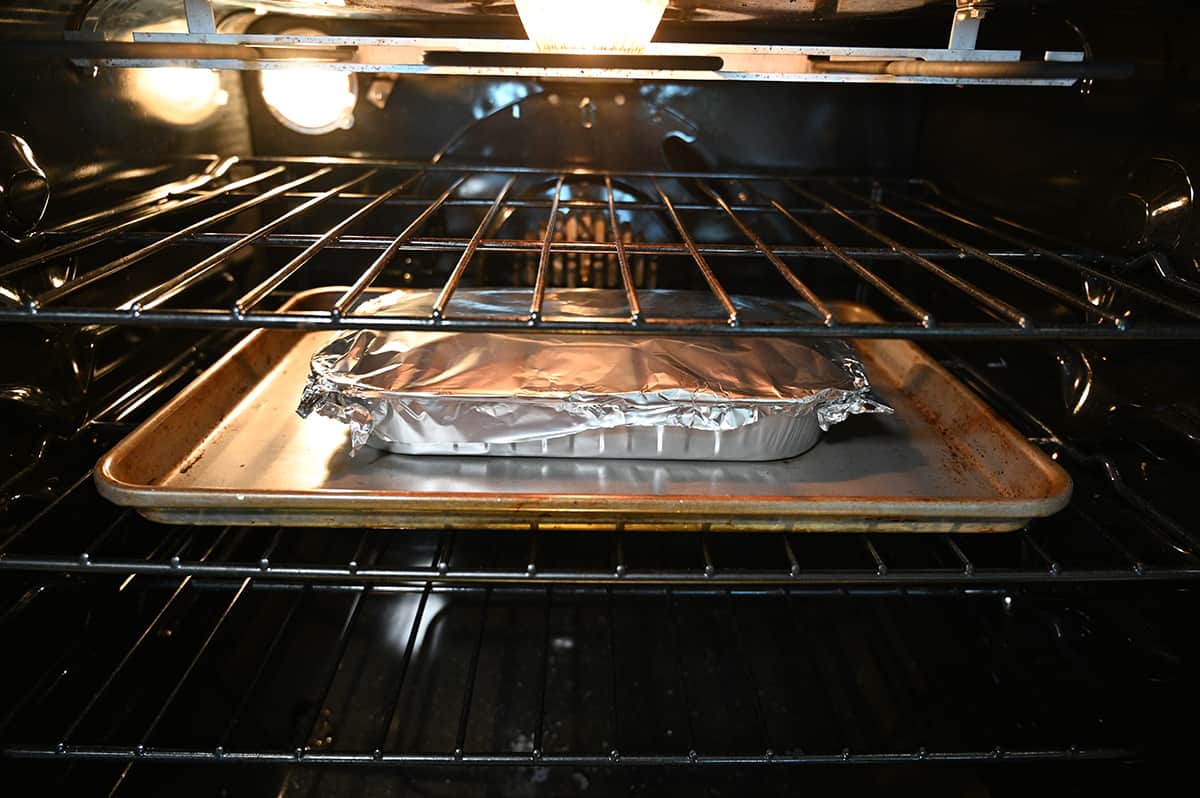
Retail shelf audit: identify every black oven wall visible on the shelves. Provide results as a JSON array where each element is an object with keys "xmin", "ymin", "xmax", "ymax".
[
  {"xmin": 912, "ymin": 5, "xmax": 1200, "ymax": 535},
  {"xmin": 915, "ymin": 3, "xmax": 1200, "ymax": 256},
  {"xmin": 0, "ymin": 4, "xmax": 256, "ymax": 493},
  {"xmin": 1, "ymin": 3, "xmax": 1199, "ymax": 795},
  {"xmin": 0, "ymin": 1, "xmax": 253, "ymax": 218},
  {"xmin": 243, "ymin": 73, "xmax": 927, "ymax": 177}
]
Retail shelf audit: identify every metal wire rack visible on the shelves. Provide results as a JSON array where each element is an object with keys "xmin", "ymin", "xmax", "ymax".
[
  {"xmin": 0, "ymin": 464, "xmax": 1195, "ymax": 590},
  {"xmin": 0, "ymin": 472, "xmax": 1195, "ymax": 590},
  {"xmin": 0, "ymin": 356, "xmax": 1196, "ymax": 590},
  {"xmin": 2, "ymin": 156, "xmax": 1199, "ymax": 339},
  {"xmin": 0, "ymin": 571, "xmax": 1180, "ymax": 768}
]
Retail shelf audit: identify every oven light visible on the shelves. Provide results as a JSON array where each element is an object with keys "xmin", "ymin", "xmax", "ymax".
[
  {"xmin": 514, "ymin": 0, "xmax": 668, "ymax": 53},
  {"xmin": 128, "ymin": 67, "xmax": 228, "ymax": 126},
  {"xmin": 260, "ymin": 67, "xmax": 357, "ymax": 135}
]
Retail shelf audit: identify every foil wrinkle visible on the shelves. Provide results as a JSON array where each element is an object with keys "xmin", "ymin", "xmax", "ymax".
[{"xmin": 297, "ymin": 289, "xmax": 891, "ymax": 460}]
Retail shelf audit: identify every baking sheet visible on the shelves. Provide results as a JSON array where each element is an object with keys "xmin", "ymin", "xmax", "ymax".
[{"xmin": 95, "ymin": 288, "xmax": 1072, "ymax": 532}]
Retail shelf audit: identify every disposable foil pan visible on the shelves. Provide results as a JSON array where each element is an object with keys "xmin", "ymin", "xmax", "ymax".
[{"xmin": 297, "ymin": 289, "xmax": 890, "ymax": 461}]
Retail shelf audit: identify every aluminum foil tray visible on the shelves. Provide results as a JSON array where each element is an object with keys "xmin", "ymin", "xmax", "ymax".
[
  {"xmin": 298, "ymin": 289, "xmax": 888, "ymax": 461},
  {"xmin": 96, "ymin": 288, "xmax": 1072, "ymax": 532}
]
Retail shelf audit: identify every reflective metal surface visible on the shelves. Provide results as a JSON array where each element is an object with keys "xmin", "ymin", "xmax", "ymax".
[
  {"xmin": 263, "ymin": 0, "xmax": 944, "ymax": 19},
  {"xmin": 0, "ymin": 132, "xmax": 48, "ymax": 244},
  {"xmin": 1104, "ymin": 157, "xmax": 1193, "ymax": 253},
  {"xmin": 96, "ymin": 289, "xmax": 1071, "ymax": 531},
  {"xmin": 66, "ymin": 0, "xmax": 954, "ymax": 29},
  {"xmin": 300, "ymin": 288, "xmax": 886, "ymax": 459},
  {"xmin": 48, "ymin": 32, "xmax": 1086, "ymax": 86},
  {"xmin": 4, "ymin": 156, "xmax": 1199, "ymax": 339}
]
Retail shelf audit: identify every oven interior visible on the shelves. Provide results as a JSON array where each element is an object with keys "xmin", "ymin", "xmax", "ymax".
[{"xmin": 1, "ymin": 0, "xmax": 1199, "ymax": 794}]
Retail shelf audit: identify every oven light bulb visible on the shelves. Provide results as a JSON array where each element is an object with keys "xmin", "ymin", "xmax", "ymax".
[
  {"xmin": 260, "ymin": 66, "xmax": 357, "ymax": 135},
  {"xmin": 514, "ymin": 0, "xmax": 668, "ymax": 53},
  {"xmin": 129, "ymin": 67, "xmax": 228, "ymax": 126}
]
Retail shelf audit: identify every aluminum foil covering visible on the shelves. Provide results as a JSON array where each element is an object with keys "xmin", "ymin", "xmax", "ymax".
[{"xmin": 297, "ymin": 289, "xmax": 890, "ymax": 461}]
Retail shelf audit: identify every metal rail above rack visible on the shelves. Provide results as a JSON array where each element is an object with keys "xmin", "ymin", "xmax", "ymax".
[
  {"xmin": 16, "ymin": 0, "xmax": 1107, "ymax": 86},
  {"xmin": 2, "ymin": 157, "xmax": 1198, "ymax": 340},
  {"xmin": 9, "ymin": 32, "xmax": 1101, "ymax": 86}
]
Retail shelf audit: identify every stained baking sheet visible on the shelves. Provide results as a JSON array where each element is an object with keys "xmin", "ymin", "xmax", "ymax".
[{"xmin": 96, "ymin": 288, "xmax": 1072, "ymax": 532}]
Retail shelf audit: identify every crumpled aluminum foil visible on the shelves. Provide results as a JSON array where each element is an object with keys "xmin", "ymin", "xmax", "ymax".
[{"xmin": 297, "ymin": 289, "xmax": 891, "ymax": 461}]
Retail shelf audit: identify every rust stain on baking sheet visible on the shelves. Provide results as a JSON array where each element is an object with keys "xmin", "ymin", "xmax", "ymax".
[{"xmin": 178, "ymin": 449, "xmax": 204, "ymax": 475}]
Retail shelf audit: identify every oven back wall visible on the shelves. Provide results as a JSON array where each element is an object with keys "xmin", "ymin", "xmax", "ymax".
[
  {"xmin": 0, "ymin": 2, "xmax": 253, "ymax": 209},
  {"xmin": 245, "ymin": 76, "xmax": 925, "ymax": 176}
]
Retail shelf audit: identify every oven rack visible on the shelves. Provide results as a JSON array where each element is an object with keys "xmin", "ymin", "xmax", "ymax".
[
  {"xmin": 0, "ymin": 577, "xmax": 1164, "ymax": 769},
  {"xmin": 2, "ymin": 156, "xmax": 1199, "ymax": 340},
  {"xmin": 1, "ymin": 352, "xmax": 1196, "ymax": 589},
  {"xmin": 0, "ymin": 323, "xmax": 1194, "ymax": 592},
  {"xmin": 0, "ymin": 355, "xmax": 1195, "ymax": 590},
  {"xmin": 0, "ymin": 467, "xmax": 1196, "ymax": 590}
]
